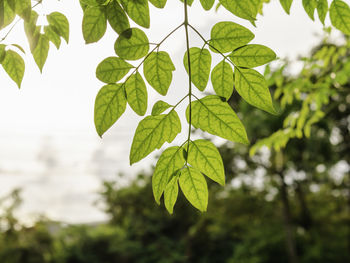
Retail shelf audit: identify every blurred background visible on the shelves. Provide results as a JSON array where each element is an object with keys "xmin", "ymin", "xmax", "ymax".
[{"xmin": 0, "ymin": 0, "xmax": 349, "ymax": 262}]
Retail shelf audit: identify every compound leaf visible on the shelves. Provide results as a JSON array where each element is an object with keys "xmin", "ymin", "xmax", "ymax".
[
  {"xmin": 47, "ymin": 12, "xmax": 69, "ymax": 43},
  {"xmin": 164, "ymin": 175, "xmax": 179, "ymax": 214},
  {"xmin": 1, "ymin": 50, "xmax": 25, "ymax": 88},
  {"xmin": 120, "ymin": 0, "xmax": 150, "ymax": 28},
  {"xmin": 96, "ymin": 56, "xmax": 134, "ymax": 83},
  {"xmin": 125, "ymin": 72, "xmax": 147, "ymax": 116},
  {"xmin": 152, "ymin": 100, "xmax": 172, "ymax": 116},
  {"xmin": 211, "ymin": 60, "xmax": 234, "ymax": 100},
  {"xmin": 330, "ymin": 0, "xmax": 350, "ymax": 35},
  {"xmin": 229, "ymin": 44, "xmax": 276, "ymax": 68},
  {"xmin": 114, "ymin": 28, "xmax": 149, "ymax": 60},
  {"xmin": 107, "ymin": 0, "xmax": 129, "ymax": 34}
]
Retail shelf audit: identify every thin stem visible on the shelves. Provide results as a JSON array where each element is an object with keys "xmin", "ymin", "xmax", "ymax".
[{"xmin": 173, "ymin": 94, "xmax": 189, "ymax": 109}]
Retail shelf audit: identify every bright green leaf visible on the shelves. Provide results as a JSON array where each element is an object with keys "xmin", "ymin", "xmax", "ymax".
[
  {"xmin": 14, "ymin": 0, "xmax": 31, "ymax": 21},
  {"xmin": 120, "ymin": 0, "xmax": 150, "ymax": 28},
  {"xmin": 152, "ymin": 100, "xmax": 172, "ymax": 116},
  {"xmin": 317, "ymin": 0, "xmax": 328, "ymax": 24},
  {"xmin": 82, "ymin": 6, "xmax": 107, "ymax": 44},
  {"xmin": 279, "ymin": 0, "xmax": 293, "ymax": 14},
  {"xmin": 179, "ymin": 167, "xmax": 208, "ymax": 212},
  {"xmin": 210, "ymin": 22, "xmax": 254, "ymax": 53},
  {"xmin": 218, "ymin": 0, "xmax": 258, "ymax": 22},
  {"xmin": 1, "ymin": 50, "xmax": 25, "ymax": 88},
  {"xmin": 94, "ymin": 83, "xmax": 127, "ymax": 137},
  {"xmin": 187, "ymin": 139, "xmax": 225, "ymax": 186},
  {"xmin": 47, "ymin": 12, "xmax": 70, "ymax": 43},
  {"xmin": 149, "ymin": 0, "xmax": 167, "ymax": 8},
  {"xmin": 183, "ymin": 47, "xmax": 211, "ymax": 91},
  {"xmin": 164, "ymin": 175, "xmax": 179, "ymax": 214},
  {"xmin": 330, "ymin": 0, "xmax": 350, "ymax": 35},
  {"xmin": 44, "ymin": 26, "xmax": 61, "ymax": 49},
  {"xmin": 229, "ymin": 44, "xmax": 276, "ymax": 68},
  {"xmin": 302, "ymin": 0, "xmax": 317, "ymax": 20},
  {"xmin": 32, "ymin": 34, "xmax": 50, "ymax": 73},
  {"xmin": 129, "ymin": 110, "xmax": 181, "ymax": 164},
  {"xmin": 200, "ymin": 0, "xmax": 215, "ymax": 10},
  {"xmin": 125, "ymin": 72, "xmax": 148, "ymax": 116},
  {"xmin": 211, "ymin": 60, "xmax": 234, "ymax": 100},
  {"xmin": 234, "ymin": 67, "xmax": 277, "ymax": 114},
  {"xmin": 143, "ymin": 51, "xmax": 175, "ymax": 95},
  {"xmin": 187, "ymin": 95, "xmax": 249, "ymax": 144},
  {"xmin": 96, "ymin": 57, "xmax": 134, "ymax": 83},
  {"xmin": 1, "ymin": 0, "xmax": 16, "ymax": 29},
  {"xmin": 107, "ymin": 0, "xmax": 129, "ymax": 34},
  {"xmin": 152, "ymin": 146, "xmax": 184, "ymax": 203},
  {"xmin": 10, "ymin": 44, "xmax": 25, "ymax": 54},
  {"xmin": 114, "ymin": 28, "xmax": 149, "ymax": 60},
  {"xmin": 0, "ymin": 44, "xmax": 6, "ymax": 62}
]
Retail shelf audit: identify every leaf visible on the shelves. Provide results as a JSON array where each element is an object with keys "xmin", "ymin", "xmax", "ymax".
[
  {"xmin": 0, "ymin": 44, "xmax": 6, "ymax": 62},
  {"xmin": 1, "ymin": 0, "xmax": 16, "ymax": 29},
  {"xmin": 96, "ymin": 56, "xmax": 134, "ymax": 83},
  {"xmin": 187, "ymin": 139, "xmax": 225, "ymax": 186},
  {"xmin": 211, "ymin": 60, "xmax": 234, "ymax": 100},
  {"xmin": 0, "ymin": 0, "xmax": 5, "ymax": 28},
  {"xmin": 179, "ymin": 167, "xmax": 208, "ymax": 212},
  {"xmin": 10, "ymin": 44, "xmax": 25, "ymax": 54},
  {"xmin": 149, "ymin": 0, "xmax": 167, "ymax": 8},
  {"xmin": 218, "ymin": 0, "xmax": 259, "ymax": 22},
  {"xmin": 14, "ymin": 0, "xmax": 31, "ymax": 21},
  {"xmin": 125, "ymin": 72, "xmax": 148, "ymax": 116},
  {"xmin": 234, "ymin": 67, "xmax": 277, "ymax": 115},
  {"xmin": 229, "ymin": 44, "xmax": 276, "ymax": 68},
  {"xmin": 120, "ymin": 0, "xmax": 150, "ymax": 28},
  {"xmin": 152, "ymin": 100, "xmax": 172, "ymax": 116},
  {"xmin": 317, "ymin": 0, "xmax": 328, "ymax": 24},
  {"xmin": 1, "ymin": 50, "xmax": 25, "ymax": 88},
  {"xmin": 210, "ymin": 22, "xmax": 254, "ymax": 53},
  {"xmin": 129, "ymin": 110, "xmax": 181, "ymax": 164},
  {"xmin": 200, "ymin": 0, "xmax": 215, "ymax": 10},
  {"xmin": 32, "ymin": 34, "xmax": 50, "ymax": 73},
  {"xmin": 106, "ymin": 0, "xmax": 129, "ymax": 34},
  {"xmin": 302, "ymin": 0, "xmax": 317, "ymax": 20},
  {"xmin": 94, "ymin": 83, "xmax": 127, "ymax": 137},
  {"xmin": 183, "ymin": 47, "xmax": 211, "ymax": 91},
  {"xmin": 44, "ymin": 25, "xmax": 61, "ymax": 49},
  {"xmin": 330, "ymin": 0, "xmax": 350, "ymax": 35},
  {"xmin": 24, "ymin": 11, "xmax": 40, "ymax": 52},
  {"xmin": 82, "ymin": 7, "xmax": 107, "ymax": 44},
  {"xmin": 114, "ymin": 28, "xmax": 149, "ymax": 61},
  {"xmin": 47, "ymin": 12, "xmax": 70, "ymax": 43},
  {"xmin": 187, "ymin": 95, "xmax": 249, "ymax": 144},
  {"xmin": 143, "ymin": 51, "xmax": 175, "ymax": 95},
  {"xmin": 164, "ymin": 175, "xmax": 179, "ymax": 214},
  {"xmin": 279, "ymin": 0, "xmax": 293, "ymax": 14},
  {"xmin": 152, "ymin": 146, "xmax": 184, "ymax": 203}
]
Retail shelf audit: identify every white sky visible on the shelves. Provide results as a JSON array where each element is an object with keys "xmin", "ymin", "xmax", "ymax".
[{"xmin": 0, "ymin": 0, "xmax": 331, "ymax": 223}]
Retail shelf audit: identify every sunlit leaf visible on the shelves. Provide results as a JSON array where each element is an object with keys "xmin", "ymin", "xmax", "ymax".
[
  {"xmin": 120, "ymin": 0, "xmax": 150, "ymax": 28},
  {"xmin": 114, "ymin": 28, "xmax": 149, "ymax": 60},
  {"xmin": 107, "ymin": 0, "xmax": 129, "ymax": 34},
  {"xmin": 47, "ymin": 12, "xmax": 70, "ymax": 43},
  {"xmin": 200, "ymin": 0, "xmax": 215, "ymax": 10},
  {"xmin": 82, "ymin": 7, "xmax": 106, "ymax": 44},
  {"xmin": 229, "ymin": 44, "xmax": 276, "ymax": 68},
  {"xmin": 14, "ymin": 0, "xmax": 31, "ymax": 21},
  {"xmin": 302, "ymin": 0, "xmax": 317, "ymax": 20},
  {"xmin": 0, "ymin": 44, "xmax": 6, "ymax": 62},
  {"xmin": 32, "ymin": 34, "xmax": 50, "ymax": 72},
  {"xmin": 279, "ymin": 0, "xmax": 293, "ymax": 14},
  {"xmin": 218, "ymin": 0, "xmax": 258, "ymax": 22},
  {"xmin": 149, "ymin": 0, "xmax": 167, "ymax": 8},
  {"xmin": 151, "ymin": 100, "xmax": 172, "ymax": 116},
  {"xmin": 164, "ymin": 175, "xmax": 179, "ymax": 214},
  {"xmin": 1, "ymin": 50, "xmax": 25, "ymax": 88},
  {"xmin": 96, "ymin": 56, "xmax": 134, "ymax": 83},
  {"xmin": 211, "ymin": 60, "xmax": 234, "ymax": 100},
  {"xmin": 317, "ymin": 0, "xmax": 328, "ymax": 24},
  {"xmin": 44, "ymin": 25, "xmax": 61, "ymax": 49},
  {"xmin": 1, "ymin": 0, "xmax": 16, "ymax": 29},
  {"xmin": 125, "ymin": 72, "xmax": 148, "ymax": 116},
  {"xmin": 330, "ymin": 0, "xmax": 350, "ymax": 35},
  {"xmin": 24, "ymin": 11, "xmax": 40, "ymax": 52}
]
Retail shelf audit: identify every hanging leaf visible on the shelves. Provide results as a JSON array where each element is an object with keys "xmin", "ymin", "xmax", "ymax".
[
  {"xmin": 24, "ymin": 11, "xmax": 40, "ymax": 52},
  {"xmin": 218, "ymin": 0, "xmax": 258, "ymax": 23},
  {"xmin": 125, "ymin": 72, "xmax": 148, "ymax": 116},
  {"xmin": 14, "ymin": 0, "xmax": 31, "ymax": 21},
  {"xmin": 44, "ymin": 26, "xmax": 61, "ymax": 49},
  {"xmin": 183, "ymin": 47, "xmax": 211, "ymax": 91},
  {"xmin": 200, "ymin": 0, "xmax": 215, "ymax": 10},
  {"xmin": 211, "ymin": 60, "xmax": 234, "ymax": 100},
  {"xmin": 151, "ymin": 100, "xmax": 172, "ymax": 116},
  {"xmin": 164, "ymin": 175, "xmax": 179, "ymax": 214},
  {"xmin": 120, "ymin": 0, "xmax": 150, "ymax": 28},
  {"xmin": 32, "ymin": 34, "xmax": 50, "ymax": 73},
  {"xmin": 317, "ymin": 0, "xmax": 328, "ymax": 25},
  {"xmin": 235, "ymin": 67, "xmax": 277, "ymax": 115},
  {"xmin": 229, "ymin": 44, "xmax": 276, "ymax": 68},
  {"xmin": 144, "ymin": 51, "xmax": 175, "ymax": 95},
  {"xmin": 179, "ymin": 167, "xmax": 208, "ymax": 212},
  {"xmin": 330, "ymin": 0, "xmax": 350, "ymax": 35},
  {"xmin": 47, "ymin": 12, "xmax": 70, "ymax": 43},
  {"xmin": 130, "ymin": 110, "xmax": 181, "ymax": 164},
  {"xmin": 1, "ymin": 50, "xmax": 25, "ymax": 88},
  {"xmin": 82, "ymin": 6, "xmax": 107, "ymax": 44},
  {"xmin": 187, "ymin": 95, "xmax": 249, "ymax": 144},
  {"xmin": 279, "ymin": 0, "xmax": 293, "ymax": 14},
  {"xmin": 302, "ymin": 0, "xmax": 317, "ymax": 20},
  {"xmin": 210, "ymin": 22, "xmax": 254, "ymax": 53},
  {"xmin": 114, "ymin": 28, "xmax": 149, "ymax": 60},
  {"xmin": 106, "ymin": 0, "xmax": 130, "ymax": 34},
  {"xmin": 149, "ymin": 0, "xmax": 167, "ymax": 8},
  {"xmin": 0, "ymin": 44, "xmax": 6, "ymax": 62},
  {"xmin": 94, "ymin": 83, "xmax": 127, "ymax": 137},
  {"xmin": 96, "ymin": 57, "xmax": 134, "ymax": 83}
]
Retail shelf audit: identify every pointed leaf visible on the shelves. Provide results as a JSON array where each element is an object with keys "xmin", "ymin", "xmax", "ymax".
[
  {"xmin": 125, "ymin": 72, "xmax": 148, "ymax": 116},
  {"xmin": 47, "ymin": 12, "xmax": 69, "ymax": 43},
  {"xmin": 82, "ymin": 6, "xmax": 106, "ymax": 44},
  {"xmin": 317, "ymin": 0, "xmax": 328, "ymax": 24},
  {"xmin": 0, "ymin": 44, "xmax": 6, "ymax": 62},
  {"xmin": 1, "ymin": 0, "xmax": 16, "ymax": 29},
  {"xmin": 44, "ymin": 25, "xmax": 61, "ymax": 49},
  {"xmin": 15, "ymin": 0, "xmax": 31, "ymax": 21},
  {"xmin": 187, "ymin": 139, "xmax": 225, "ymax": 186},
  {"xmin": 183, "ymin": 47, "xmax": 211, "ymax": 91},
  {"xmin": 120, "ymin": 0, "xmax": 150, "ymax": 28},
  {"xmin": 302, "ymin": 0, "xmax": 317, "ymax": 20},
  {"xmin": 94, "ymin": 83, "xmax": 127, "ymax": 137},
  {"xmin": 152, "ymin": 100, "xmax": 172, "ymax": 116},
  {"xmin": 144, "ymin": 51, "xmax": 175, "ymax": 95},
  {"xmin": 149, "ymin": 0, "xmax": 167, "ymax": 8},
  {"xmin": 235, "ymin": 67, "xmax": 277, "ymax": 114},
  {"xmin": 107, "ymin": 0, "xmax": 129, "ymax": 34},
  {"xmin": 218, "ymin": 0, "xmax": 259, "ymax": 22},
  {"xmin": 279, "ymin": 0, "xmax": 293, "ymax": 14},
  {"xmin": 114, "ymin": 28, "xmax": 149, "ymax": 60},
  {"xmin": 164, "ymin": 175, "xmax": 179, "ymax": 214},
  {"xmin": 96, "ymin": 56, "xmax": 134, "ymax": 83},
  {"xmin": 130, "ymin": 110, "xmax": 181, "ymax": 164},
  {"xmin": 179, "ymin": 167, "xmax": 208, "ymax": 212},
  {"xmin": 211, "ymin": 60, "xmax": 234, "ymax": 100},
  {"xmin": 229, "ymin": 44, "xmax": 276, "ymax": 68},
  {"xmin": 330, "ymin": 0, "xmax": 350, "ymax": 35},
  {"xmin": 200, "ymin": 0, "xmax": 215, "ymax": 10},
  {"xmin": 187, "ymin": 95, "xmax": 249, "ymax": 144},
  {"xmin": 24, "ymin": 11, "xmax": 40, "ymax": 52},
  {"xmin": 1, "ymin": 50, "xmax": 25, "ymax": 88},
  {"xmin": 152, "ymin": 146, "xmax": 184, "ymax": 203},
  {"xmin": 210, "ymin": 22, "xmax": 254, "ymax": 53},
  {"xmin": 32, "ymin": 34, "xmax": 50, "ymax": 72}
]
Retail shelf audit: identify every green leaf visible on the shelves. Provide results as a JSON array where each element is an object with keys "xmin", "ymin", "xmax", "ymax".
[
  {"xmin": 130, "ymin": 110, "xmax": 181, "ymax": 164},
  {"xmin": 125, "ymin": 72, "xmax": 147, "ymax": 116},
  {"xmin": 330, "ymin": 0, "xmax": 350, "ymax": 35},
  {"xmin": 152, "ymin": 146, "xmax": 184, "ymax": 203},
  {"xmin": 114, "ymin": 28, "xmax": 149, "ymax": 60},
  {"xmin": 106, "ymin": 0, "xmax": 129, "ymax": 34},
  {"xmin": 302, "ymin": 0, "xmax": 317, "ymax": 20},
  {"xmin": 32, "ymin": 34, "xmax": 50, "ymax": 73},
  {"xmin": 44, "ymin": 25, "xmax": 61, "ymax": 49},
  {"xmin": 0, "ymin": 44, "xmax": 6, "ymax": 62},
  {"xmin": 149, "ymin": 0, "xmax": 167, "ymax": 8},
  {"xmin": 82, "ymin": 6, "xmax": 107, "ymax": 44},
  {"xmin": 200, "ymin": 0, "xmax": 215, "ymax": 10},
  {"xmin": 211, "ymin": 60, "xmax": 234, "ymax": 100},
  {"xmin": 1, "ymin": 0, "xmax": 16, "ymax": 29},
  {"xmin": 187, "ymin": 139, "xmax": 225, "ymax": 186},
  {"xmin": 10, "ymin": 44, "xmax": 25, "ymax": 54},
  {"xmin": 24, "ymin": 11, "xmax": 40, "ymax": 52},
  {"xmin": 143, "ymin": 51, "xmax": 175, "ymax": 95},
  {"xmin": 14, "ymin": 0, "xmax": 31, "ymax": 21},
  {"xmin": 187, "ymin": 95, "xmax": 249, "ymax": 144},
  {"xmin": 96, "ymin": 56, "xmax": 134, "ymax": 83},
  {"xmin": 151, "ymin": 100, "xmax": 172, "ymax": 116},
  {"xmin": 164, "ymin": 175, "xmax": 179, "ymax": 214},
  {"xmin": 234, "ymin": 67, "xmax": 277, "ymax": 115},
  {"xmin": 210, "ymin": 22, "xmax": 254, "ymax": 53},
  {"xmin": 279, "ymin": 0, "xmax": 293, "ymax": 14},
  {"xmin": 183, "ymin": 47, "xmax": 211, "ymax": 91},
  {"xmin": 47, "ymin": 12, "xmax": 70, "ymax": 43},
  {"xmin": 179, "ymin": 167, "xmax": 208, "ymax": 212},
  {"xmin": 218, "ymin": 0, "xmax": 259, "ymax": 22},
  {"xmin": 94, "ymin": 83, "xmax": 127, "ymax": 137},
  {"xmin": 0, "ymin": 1, "xmax": 5, "ymax": 28},
  {"xmin": 1, "ymin": 50, "xmax": 25, "ymax": 88},
  {"xmin": 229, "ymin": 44, "xmax": 276, "ymax": 68},
  {"xmin": 317, "ymin": 0, "xmax": 328, "ymax": 24},
  {"xmin": 120, "ymin": 0, "xmax": 150, "ymax": 28}
]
